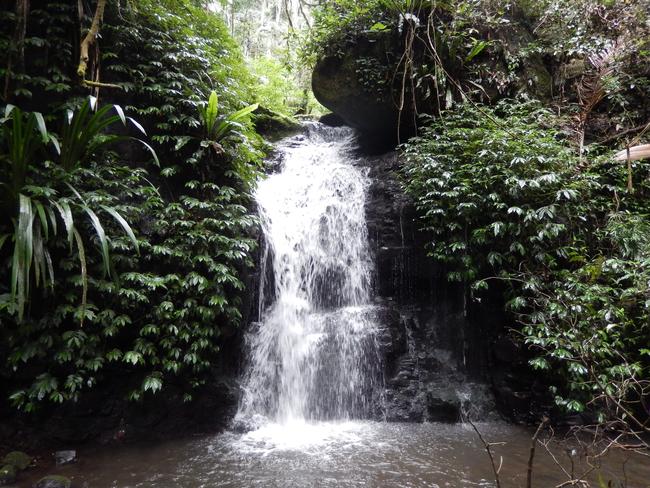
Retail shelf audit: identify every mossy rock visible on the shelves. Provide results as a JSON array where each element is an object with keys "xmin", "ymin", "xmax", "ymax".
[
  {"xmin": 34, "ymin": 475, "xmax": 72, "ymax": 488},
  {"xmin": 0, "ymin": 465, "xmax": 16, "ymax": 486},
  {"xmin": 312, "ymin": 32, "xmax": 402, "ymax": 141},
  {"xmin": 2, "ymin": 451, "xmax": 31, "ymax": 470},
  {"xmin": 253, "ymin": 107, "xmax": 302, "ymax": 141}
]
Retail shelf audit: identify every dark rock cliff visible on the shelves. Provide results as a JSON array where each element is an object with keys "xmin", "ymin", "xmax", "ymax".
[
  {"xmin": 312, "ymin": 12, "xmax": 552, "ymax": 141},
  {"xmin": 357, "ymin": 146, "xmax": 541, "ymax": 422}
]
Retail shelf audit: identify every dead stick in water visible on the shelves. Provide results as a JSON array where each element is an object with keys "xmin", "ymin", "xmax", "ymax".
[
  {"xmin": 527, "ymin": 417, "xmax": 549, "ymax": 488},
  {"xmin": 468, "ymin": 418, "xmax": 504, "ymax": 488}
]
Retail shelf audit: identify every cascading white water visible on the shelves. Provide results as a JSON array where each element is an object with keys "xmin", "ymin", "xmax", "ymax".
[{"xmin": 236, "ymin": 124, "xmax": 384, "ymax": 427}]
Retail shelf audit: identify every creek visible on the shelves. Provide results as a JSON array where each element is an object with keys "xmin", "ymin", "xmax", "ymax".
[{"xmin": 41, "ymin": 124, "xmax": 650, "ymax": 488}]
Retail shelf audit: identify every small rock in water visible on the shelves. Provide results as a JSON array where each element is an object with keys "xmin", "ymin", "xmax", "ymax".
[
  {"xmin": 2, "ymin": 451, "xmax": 32, "ymax": 470},
  {"xmin": 54, "ymin": 450, "xmax": 76, "ymax": 466},
  {"xmin": 34, "ymin": 475, "xmax": 72, "ymax": 488},
  {"xmin": 0, "ymin": 465, "xmax": 16, "ymax": 486}
]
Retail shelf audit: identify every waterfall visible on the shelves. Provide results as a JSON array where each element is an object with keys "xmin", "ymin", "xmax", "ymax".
[{"xmin": 236, "ymin": 124, "xmax": 384, "ymax": 426}]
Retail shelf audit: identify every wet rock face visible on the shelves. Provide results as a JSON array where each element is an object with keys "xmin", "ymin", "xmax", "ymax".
[
  {"xmin": 312, "ymin": 34, "xmax": 400, "ymax": 144},
  {"xmin": 54, "ymin": 450, "xmax": 76, "ymax": 466},
  {"xmin": 357, "ymin": 148, "xmax": 505, "ymax": 422}
]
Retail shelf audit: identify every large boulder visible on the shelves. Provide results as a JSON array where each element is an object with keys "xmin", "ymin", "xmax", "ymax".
[
  {"xmin": 312, "ymin": 32, "xmax": 405, "ymax": 144},
  {"xmin": 54, "ymin": 450, "xmax": 76, "ymax": 466},
  {"xmin": 311, "ymin": 12, "xmax": 552, "ymax": 143}
]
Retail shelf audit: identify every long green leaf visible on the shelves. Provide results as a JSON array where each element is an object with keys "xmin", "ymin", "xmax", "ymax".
[
  {"xmin": 134, "ymin": 138, "xmax": 160, "ymax": 166},
  {"xmin": 0, "ymin": 233, "xmax": 9, "ymax": 252},
  {"xmin": 127, "ymin": 116, "xmax": 147, "ymax": 136},
  {"xmin": 100, "ymin": 205, "xmax": 139, "ymax": 254},
  {"xmin": 45, "ymin": 205, "xmax": 58, "ymax": 236},
  {"xmin": 33, "ymin": 112, "xmax": 48, "ymax": 142},
  {"xmin": 34, "ymin": 200, "xmax": 49, "ymax": 240},
  {"xmin": 227, "ymin": 103, "xmax": 259, "ymax": 124},
  {"xmin": 83, "ymin": 206, "xmax": 111, "ymax": 278},
  {"xmin": 53, "ymin": 200, "xmax": 75, "ymax": 249},
  {"xmin": 44, "ymin": 247, "xmax": 55, "ymax": 291},
  {"xmin": 33, "ymin": 221, "xmax": 44, "ymax": 287},
  {"xmin": 4, "ymin": 104, "xmax": 16, "ymax": 118},
  {"xmin": 72, "ymin": 227, "xmax": 88, "ymax": 326},
  {"xmin": 114, "ymin": 104, "xmax": 126, "ymax": 125},
  {"xmin": 12, "ymin": 194, "xmax": 35, "ymax": 321},
  {"xmin": 205, "ymin": 90, "xmax": 219, "ymax": 136}
]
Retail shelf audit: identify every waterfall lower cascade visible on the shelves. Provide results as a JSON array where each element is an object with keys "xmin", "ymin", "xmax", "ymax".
[{"xmin": 236, "ymin": 124, "xmax": 384, "ymax": 428}]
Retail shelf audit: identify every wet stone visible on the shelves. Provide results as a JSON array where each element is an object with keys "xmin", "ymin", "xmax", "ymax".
[
  {"xmin": 2, "ymin": 451, "xmax": 31, "ymax": 471},
  {"xmin": 0, "ymin": 465, "xmax": 16, "ymax": 486},
  {"xmin": 54, "ymin": 450, "xmax": 76, "ymax": 466},
  {"xmin": 34, "ymin": 475, "xmax": 72, "ymax": 488}
]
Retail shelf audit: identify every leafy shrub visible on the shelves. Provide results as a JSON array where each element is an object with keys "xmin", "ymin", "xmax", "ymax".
[
  {"xmin": 402, "ymin": 100, "xmax": 590, "ymax": 283},
  {"xmin": 0, "ymin": 99, "xmax": 148, "ymax": 322},
  {"xmin": 0, "ymin": 0, "xmax": 264, "ymax": 411},
  {"xmin": 402, "ymin": 100, "xmax": 650, "ymax": 420}
]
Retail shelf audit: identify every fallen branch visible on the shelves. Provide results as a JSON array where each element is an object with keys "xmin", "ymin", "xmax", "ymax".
[
  {"xmin": 81, "ymin": 79, "xmax": 122, "ymax": 90},
  {"xmin": 614, "ymin": 144, "xmax": 650, "ymax": 163},
  {"xmin": 598, "ymin": 122, "xmax": 650, "ymax": 144}
]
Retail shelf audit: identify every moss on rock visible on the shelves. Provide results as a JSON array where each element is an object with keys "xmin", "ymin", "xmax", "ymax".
[
  {"xmin": 0, "ymin": 465, "xmax": 16, "ymax": 486},
  {"xmin": 253, "ymin": 107, "xmax": 302, "ymax": 141},
  {"xmin": 1, "ymin": 451, "xmax": 31, "ymax": 471}
]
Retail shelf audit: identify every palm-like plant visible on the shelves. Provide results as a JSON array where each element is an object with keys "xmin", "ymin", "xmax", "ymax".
[
  {"xmin": 0, "ymin": 98, "xmax": 156, "ymax": 321},
  {"xmin": 199, "ymin": 90, "xmax": 258, "ymax": 143}
]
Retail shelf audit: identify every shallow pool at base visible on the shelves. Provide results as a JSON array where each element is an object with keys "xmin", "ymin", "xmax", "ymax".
[{"xmin": 40, "ymin": 421, "xmax": 650, "ymax": 488}]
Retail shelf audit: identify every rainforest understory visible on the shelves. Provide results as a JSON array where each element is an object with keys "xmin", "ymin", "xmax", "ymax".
[{"xmin": 0, "ymin": 0, "xmax": 649, "ymax": 487}]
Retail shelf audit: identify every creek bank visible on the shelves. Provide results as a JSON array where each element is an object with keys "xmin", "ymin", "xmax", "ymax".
[{"xmin": 0, "ymin": 366, "xmax": 241, "ymax": 453}]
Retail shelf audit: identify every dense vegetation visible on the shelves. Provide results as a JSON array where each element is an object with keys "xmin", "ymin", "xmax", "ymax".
[
  {"xmin": 402, "ymin": 101, "xmax": 650, "ymax": 422},
  {"xmin": 305, "ymin": 0, "xmax": 650, "ymax": 425},
  {"xmin": 1, "ymin": 0, "xmax": 649, "ymax": 455},
  {"xmin": 0, "ymin": 0, "xmax": 264, "ymax": 412}
]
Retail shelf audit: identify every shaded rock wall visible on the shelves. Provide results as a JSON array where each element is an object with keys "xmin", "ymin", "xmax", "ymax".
[
  {"xmin": 312, "ymin": 13, "xmax": 552, "ymax": 142},
  {"xmin": 357, "ymin": 147, "xmax": 537, "ymax": 422}
]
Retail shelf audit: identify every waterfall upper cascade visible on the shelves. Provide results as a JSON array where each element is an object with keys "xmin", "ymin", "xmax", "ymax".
[{"xmin": 236, "ymin": 123, "xmax": 385, "ymax": 426}]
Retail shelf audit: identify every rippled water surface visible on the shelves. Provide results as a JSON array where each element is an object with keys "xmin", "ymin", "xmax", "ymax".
[{"xmin": 41, "ymin": 421, "xmax": 650, "ymax": 488}]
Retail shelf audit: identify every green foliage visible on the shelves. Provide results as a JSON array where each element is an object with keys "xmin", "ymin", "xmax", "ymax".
[
  {"xmin": 199, "ymin": 90, "xmax": 258, "ymax": 142},
  {"xmin": 403, "ymin": 100, "xmax": 650, "ymax": 419},
  {"xmin": 59, "ymin": 97, "xmax": 158, "ymax": 171},
  {"xmin": 249, "ymin": 56, "xmax": 308, "ymax": 115},
  {"xmin": 0, "ymin": 101, "xmax": 146, "ymax": 322},
  {"xmin": 0, "ymin": 0, "xmax": 263, "ymax": 411},
  {"xmin": 304, "ymin": 0, "xmax": 389, "ymax": 63},
  {"xmin": 403, "ymin": 100, "xmax": 588, "ymax": 283}
]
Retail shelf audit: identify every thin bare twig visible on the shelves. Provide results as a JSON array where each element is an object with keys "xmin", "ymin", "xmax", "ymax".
[
  {"xmin": 468, "ymin": 418, "xmax": 503, "ymax": 488},
  {"xmin": 527, "ymin": 417, "xmax": 549, "ymax": 488}
]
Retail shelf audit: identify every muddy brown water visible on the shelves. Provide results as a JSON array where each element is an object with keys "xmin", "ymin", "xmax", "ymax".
[{"xmin": 22, "ymin": 421, "xmax": 650, "ymax": 487}]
